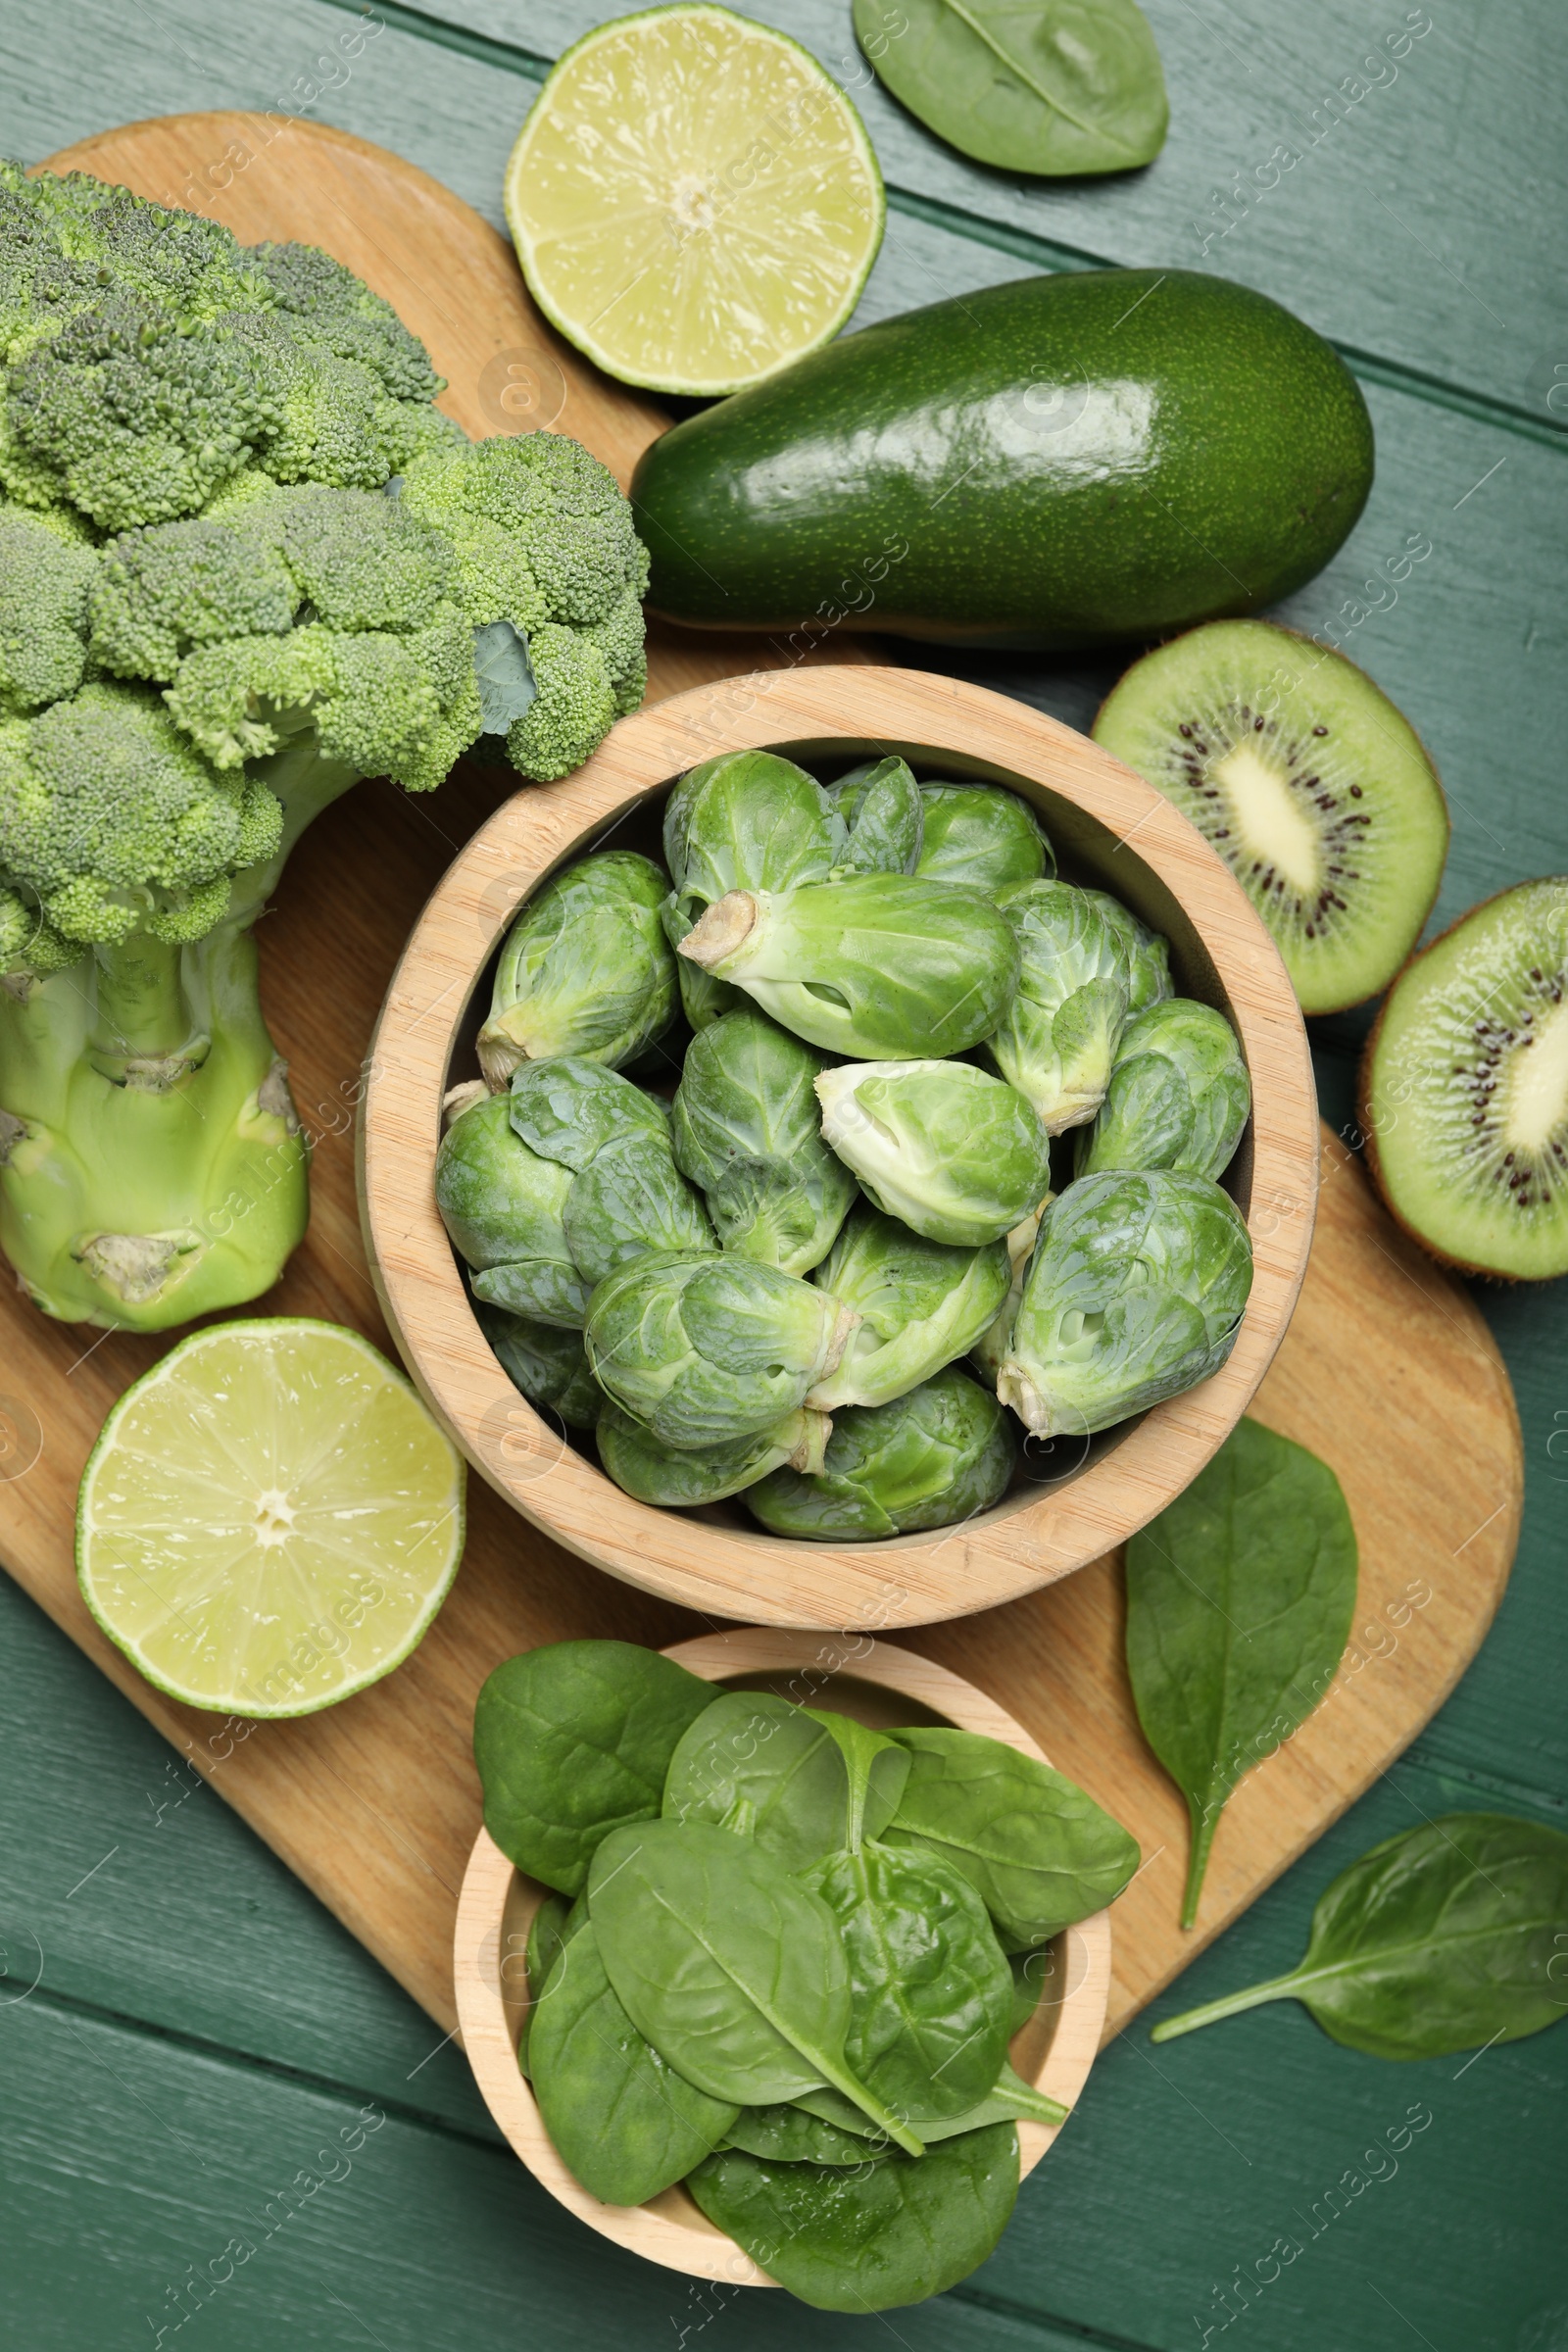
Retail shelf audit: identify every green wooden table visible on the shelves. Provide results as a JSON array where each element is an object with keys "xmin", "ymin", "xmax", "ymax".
[{"xmin": 2, "ymin": 6, "xmax": 1564, "ymax": 2346}]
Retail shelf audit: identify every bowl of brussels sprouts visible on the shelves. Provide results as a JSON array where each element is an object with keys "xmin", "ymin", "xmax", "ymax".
[
  {"xmin": 452, "ymin": 1631, "xmax": 1117, "ymax": 2306},
  {"xmin": 362, "ymin": 665, "xmax": 1317, "ymax": 1629}
]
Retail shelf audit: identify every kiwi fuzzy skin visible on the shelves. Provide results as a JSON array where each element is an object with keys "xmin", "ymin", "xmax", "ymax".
[
  {"xmin": 1357, "ymin": 878, "xmax": 1568, "ymax": 1284},
  {"xmin": 1095, "ymin": 621, "xmax": 1450, "ymax": 1018}
]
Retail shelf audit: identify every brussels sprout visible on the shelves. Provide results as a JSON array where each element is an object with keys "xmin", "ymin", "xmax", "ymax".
[
  {"xmin": 815, "ymin": 1061, "xmax": 1052, "ymax": 1249},
  {"xmin": 1083, "ymin": 890, "xmax": 1173, "ymax": 1018},
  {"xmin": 1075, "ymin": 1000, "xmax": 1250, "ymax": 1182},
  {"xmin": 981, "ymin": 880, "xmax": 1132, "ymax": 1133},
  {"xmin": 474, "ymin": 1300, "xmax": 602, "ymax": 1431},
  {"xmin": 596, "ymin": 1399, "xmax": 830, "ymax": 1507},
  {"xmin": 671, "ymin": 1010, "xmax": 857, "ymax": 1276},
  {"xmin": 584, "ymin": 1250, "xmax": 858, "ymax": 1449},
  {"xmin": 563, "ymin": 1129, "xmax": 715, "ymax": 1284},
  {"xmin": 678, "ymin": 875, "xmax": 1020, "ymax": 1062},
  {"xmin": 509, "ymin": 1056, "xmax": 668, "ymax": 1171},
  {"xmin": 969, "ymin": 1204, "xmax": 1048, "ymax": 1387},
  {"xmin": 434, "ymin": 1094, "xmax": 588, "ymax": 1327},
  {"xmin": 662, "ymin": 752, "xmax": 843, "ymax": 906},
  {"xmin": 808, "ymin": 1205, "xmax": 1010, "ymax": 1410},
  {"xmin": 997, "ymin": 1171, "xmax": 1253, "ymax": 1439},
  {"xmin": 915, "ymin": 783, "xmax": 1054, "ymax": 892},
  {"xmin": 477, "ymin": 852, "xmax": 678, "ymax": 1089},
  {"xmin": 660, "ymin": 894, "xmax": 742, "ymax": 1032},
  {"xmin": 746, "ymin": 1366, "xmax": 1016, "ymax": 1540},
  {"xmin": 825, "ymin": 757, "xmax": 924, "ymax": 875}
]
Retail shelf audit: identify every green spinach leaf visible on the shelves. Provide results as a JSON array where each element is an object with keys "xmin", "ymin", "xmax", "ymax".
[
  {"xmin": 662, "ymin": 1691, "xmax": 905, "ymax": 1869},
  {"xmin": 887, "ymin": 1726, "xmax": 1139, "ymax": 1946},
  {"xmin": 855, "ymin": 0, "xmax": 1167, "ymax": 178},
  {"xmin": 473, "ymin": 1642, "xmax": 715, "ymax": 1896},
  {"xmin": 806, "ymin": 1839, "xmax": 1012, "ymax": 2119},
  {"xmin": 517, "ymin": 1890, "xmax": 576, "ymax": 2078},
  {"xmin": 791, "ymin": 2059, "xmax": 1066, "ymax": 2142},
  {"xmin": 687, "ymin": 2125, "xmax": 1020, "ymax": 2312},
  {"xmin": 1152, "ymin": 1813, "xmax": 1568, "ymax": 2060},
  {"xmin": 1125, "ymin": 1417, "xmax": 1358, "ymax": 1927},
  {"xmin": 588, "ymin": 1819, "xmax": 923, "ymax": 2152},
  {"xmin": 528, "ymin": 1918, "xmax": 737, "ymax": 2204},
  {"xmin": 721, "ymin": 2103, "xmax": 876, "ymax": 2166}
]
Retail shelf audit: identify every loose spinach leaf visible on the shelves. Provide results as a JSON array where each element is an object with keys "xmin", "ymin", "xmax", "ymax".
[
  {"xmin": 721, "ymin": 2103, "xmax": 876, "ymax": 2166},
  {"xmin": 1125, "ymin": 1417, "xmax": 1358, "ymax": 1927},
  {"xmin": 887, "ymin": 1726, "xmax": 1139, "ymax": 1946},
  {"xmin": 806, "ymin": 1839, "xmax": 1012, "ymax": 2119},
  {"xmin": 588, "ymin": 1819, "xmax": 922, "ymax": 2152},
  {"xmin": 662, "ymin": 1692, "xmax": 905, "ymax": 1869},
  {"xmin": 687, "ymin": 2125, "xmax": 1020, "ymax": 2312},
  {"xmin": 1152, "ymin": 1813, "xmax": 1568, "ymax": 2060},
  {"xmin": 473, "ymin": 1642, "xmax": 715, "ymax": 1895},
  {"xmin": 855, "ymin": 0, "xmax": 1167, "ymax": 178},
  {"xmin": 914, "ymin": 2059, "xmax": 1067, "ymax": 2137},
  {"xmin": 517, "ymin": 1890, "xmax": 576, "ymax": 2078},
  {"xmin": 528, "ymin": 1918, "xmax": 737, "ymax": 2205}
]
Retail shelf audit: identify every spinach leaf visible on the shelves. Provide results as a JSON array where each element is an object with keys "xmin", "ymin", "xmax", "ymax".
[
  {"xmin": 1124, "ymin": 1417, "xmax": 1358, "ymax": 1927},
  {"xmin": 473, "ymin": 1642, "xmax": 715, "ymax": 1896},
  {"xmin": 588, "ymin": 1819, "xmax": 923, "ymax": 2152},
  {"xmin": 806, "ymin": 1839, "xmax": 1012, "ymax": 2119},
  {"xmin": 914, "ymin": 2060, "xmax": 1067, "ymax": 2137},
  {"xmin": 528, "ymin": 1918, "xmax": 737, "ymax": 2205},
  {"xmin": 855, "ymin": 0, "xmax": 1167, "ymax": 179},
  {"xmin": 1152, "ymin": 1813, "xmax": 1568, "ymax": 2060},
  {"xmin": 721, "ymin": 2103, "xmax": 876, "ymax": 2166},
  {"xmin": 687, "ymin": 2125, "xmax": 1020, "ymax": 2312},
  {"xmin": 887, "ymin": 1726, "xmax": 1139, "ymax": 1946},
  {"xmin": 662, "ymin": 1691, "xmax": 905, "ymax": 1869},
  {"xmin": 517, "ymin": 1890, "xmax": 576, "ymax": 2078}
]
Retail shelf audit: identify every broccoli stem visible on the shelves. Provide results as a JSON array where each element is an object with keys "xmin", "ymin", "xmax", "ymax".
[{"xmin": 0, "ymin": 733, "xmax": 360, "ymax": 1330}]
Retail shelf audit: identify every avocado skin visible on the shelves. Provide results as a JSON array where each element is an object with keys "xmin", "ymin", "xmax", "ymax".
[{"xmin": 630, "ymin": 270, "xmax": 1374, "ymax": 651}]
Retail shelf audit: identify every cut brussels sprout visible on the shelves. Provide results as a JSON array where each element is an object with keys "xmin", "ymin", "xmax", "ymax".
[
  {"xmin": 678, "ymin": 874, "xmax": 1020, "ymax": 1062},
  {"xmin": 584, "ymin": 1249, "xmax": 858, "ymax": 1449},
  {"xmin": 509, "ymin": 1056, "xmax": 669, "ymax": 1171},
  {"xmin": 1075, "ymin": 1000, "xmax": 1250, "ymax": 1182},
  {"xmin": 982, "ymin": 880, "xmax": 1132, "ymax": 1132},
  {"xmin": 596, "ymin": 1399, "xmax": 830, "ymax": 1506},
  {"xmin": 435, "ymin": 1094, "xmax": 588, "ymax": 1327},
  {"xmin": 825, "ymin": 757, "xmax": 924, "ymax": 875},
  {"xmin": 474, "ymin": 1300, "xmax": 602, "ymax": 1430},
  {"xmin": 1084, "ymin": 890, "xmax": 1174, "ymax": 1018},
  {"xmin": 746, "ymin": 1365, "xmax": 1016, "ymax": 1540},
  {"xmin": 816, "ymin": 1061, "xmax": 1052, "ymax": 1248},
  {"xmin": 808, "ymin": 1205, "xmax": 1010, "ymax": 1410},
  {"xmin": 914, "ymin": 783, "xmax": 1054, "ymax": 892},
  {"xmin": 671, "ymin": 1009, "xmax": 857, "ymax": 1276},
  {"xmin": 477, "ymin": 852, "xmax": 678, "ymax": 1089},
  {"xmin": 998, "ymin": 1171, "xmax": 1253, "ymax": 1438}
]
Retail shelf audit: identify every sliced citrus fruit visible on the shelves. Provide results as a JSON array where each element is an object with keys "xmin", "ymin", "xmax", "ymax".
[
  {"xmin": 504, "ymin": 4, "xmax": 885, "ymax": 396},
  {"xmin": 77, "ymin": 1319, "xmax": 465, "ymax": 1718}
]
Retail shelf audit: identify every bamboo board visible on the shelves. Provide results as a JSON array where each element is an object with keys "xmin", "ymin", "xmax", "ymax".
[{"xmin": 0, "ymin": 118, "xmax": 1521, "ymax": 2044}]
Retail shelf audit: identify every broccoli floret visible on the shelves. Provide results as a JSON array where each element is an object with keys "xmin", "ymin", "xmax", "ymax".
[
  {"xmin": 0, "ymin": 501, "xmax": 97, "ymax": 711},
  {"xmin": 0, "ymin": 682, "xmax": 282, "ymax": 944},
  {"xmin": 0, "ymin": 162, "xmax": 650, "ymax": 1330}
]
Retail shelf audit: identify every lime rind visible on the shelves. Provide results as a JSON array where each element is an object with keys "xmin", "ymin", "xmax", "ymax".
[
  {"xmin": 76, "ymin": 1318, "xmax": 466, "ymax": 1718},
  {"xmin": 504, "ymin": 5, "xmax": 885, "ymax": 397}
]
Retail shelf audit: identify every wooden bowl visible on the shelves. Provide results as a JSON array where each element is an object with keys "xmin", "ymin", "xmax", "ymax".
[
  {"xmin": 362, "ymin": 666, "xmax": 1317, "ymax": 1629},
  {"xmin": 452, "ymin": 1631, "xmax": 1114, "ymax": 2287}
]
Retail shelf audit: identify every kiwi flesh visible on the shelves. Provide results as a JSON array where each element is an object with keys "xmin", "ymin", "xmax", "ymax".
[
  {"xmin": 1093, "ymin": 621, "xmax": 1448, "ymax": 1015},
  {"xmin": 1361, "ymin": 877, "xmax": 1568, "ymax": 1281}
]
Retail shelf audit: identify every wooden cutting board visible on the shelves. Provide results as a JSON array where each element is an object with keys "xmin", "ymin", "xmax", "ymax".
[{"xmin": 0, "ymin": 117, "xmax": 1521, "ymax": 2043}]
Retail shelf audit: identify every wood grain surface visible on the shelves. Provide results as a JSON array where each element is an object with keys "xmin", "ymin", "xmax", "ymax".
[
  {"xmin": 0, "ymin": 113, "xmax": 1520, "ymax": 2067},
  {"xmin": 363, "ymin": 665, "xmax": 1318, "ymax": 1628},
  {"xmin": 454, "ymin": 1634, "xmax": 1113, "ymax": 2286}
]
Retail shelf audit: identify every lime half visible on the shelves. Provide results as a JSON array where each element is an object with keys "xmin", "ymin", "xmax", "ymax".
[
  {"xmin": 78, "ymin": 1320, "xmax": 465, "ymax": 1718},
  {"xmin": 505, "ymin": 5, "xmax": 885, "ymax": 395}
]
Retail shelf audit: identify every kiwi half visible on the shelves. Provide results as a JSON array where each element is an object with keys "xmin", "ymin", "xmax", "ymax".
[
  {"xmin": 1094, "ymin": 621, "xmax": 1448, "ymax": 1014},
  {"xmin": 1361, "ymin": 878, "xmax": 1568, "ymax": 1281}
]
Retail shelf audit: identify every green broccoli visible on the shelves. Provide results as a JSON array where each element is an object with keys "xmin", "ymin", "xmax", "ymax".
[{"xmin": 0, "ymin": 163, "xmax": 648, "ymax": 1330}]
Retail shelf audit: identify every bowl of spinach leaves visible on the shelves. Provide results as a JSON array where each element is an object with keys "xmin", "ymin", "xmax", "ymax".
[{"xmin": 453, "ymin": 1630, "xmax": 1126, "ymax": 2310}]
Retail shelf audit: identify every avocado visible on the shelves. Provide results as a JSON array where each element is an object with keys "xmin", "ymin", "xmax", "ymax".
[{"xmin": 630, "ymin": 270, "xmax": 1373, "ymax": 651}]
